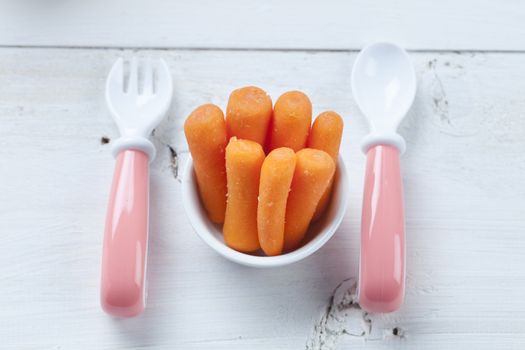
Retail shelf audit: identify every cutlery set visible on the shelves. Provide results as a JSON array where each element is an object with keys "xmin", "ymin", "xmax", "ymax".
[{"xmin": 100, "ymin": 42, "xmax": 417, "ymax": 317}]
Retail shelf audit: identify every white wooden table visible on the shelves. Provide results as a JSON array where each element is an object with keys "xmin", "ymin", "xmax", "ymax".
[{"xmin": 1, "ymin": 1, "xmax": 524, "ymax": 349}]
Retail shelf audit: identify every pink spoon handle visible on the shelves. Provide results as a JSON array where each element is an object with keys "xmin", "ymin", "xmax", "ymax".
[
  {"xmin": 101, "ymin": 149, "xmax": 149, "ymax": 317},
  {"xmin": 358, "ymin": 144, "xmax": 405, "ymax": 313}
]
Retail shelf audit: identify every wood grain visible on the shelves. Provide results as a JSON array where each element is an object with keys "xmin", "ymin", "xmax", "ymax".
[
  {"xmin": 0, "ymin": 48, "xmax": 524, "ymax": 349},
  {"xmin": 0, "ymin": 0, "xmax": 524, "ymax": 51}
]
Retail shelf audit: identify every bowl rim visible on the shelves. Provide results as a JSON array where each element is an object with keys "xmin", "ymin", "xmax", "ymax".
[{"xmin": 181, "ymin": 155, "xmax": 349, "ymax": 268}]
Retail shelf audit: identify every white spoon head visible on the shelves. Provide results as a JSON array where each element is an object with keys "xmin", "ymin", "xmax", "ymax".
[{"xmin": 351, "ymin": 42, "xmax": 416, "ymax": 131}]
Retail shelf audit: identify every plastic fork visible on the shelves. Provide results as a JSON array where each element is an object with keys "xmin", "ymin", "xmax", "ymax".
[{"xmin": 101, "ymin": 57, "xmax": 173, "ymax": 317}]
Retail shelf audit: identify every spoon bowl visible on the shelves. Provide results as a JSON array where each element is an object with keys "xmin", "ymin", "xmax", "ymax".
[{"xmin": 351, "ymin": 42, "xmax": 416, "ymax": 132}]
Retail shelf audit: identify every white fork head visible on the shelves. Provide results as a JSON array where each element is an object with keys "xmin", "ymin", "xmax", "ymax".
[{"xmin": 106, "ymin": 57, "xmax": 173, "ymax": 138}]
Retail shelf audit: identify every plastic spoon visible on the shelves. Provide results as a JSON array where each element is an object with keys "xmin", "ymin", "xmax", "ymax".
[{"xmin": 351, "ymin": 42, "xmax": 416, "ymax": 313}]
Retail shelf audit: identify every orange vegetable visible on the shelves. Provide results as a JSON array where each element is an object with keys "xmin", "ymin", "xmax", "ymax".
[
  {"xmin": 284, "ymin": 148, "xmax": 335, "ymax": 251},
  {"xmin": 268, "ymin": 91, "xmax": 312, "ymax": 152},
  {"xmin": 223, "ymin": 137, "xmax": 265, "ymax": 252},
  {"xmin": 257, "ymin": 148, "xmax": 296, "ymax": 256},
  {"xmin": 308, "ymin": 111, "xmax": 344, "ymax": 220},
  {"xmin": 184, "ymin": 104, "xmax": 228, "ymax": 223},
  {"xmin": 226, "ymin": 86, "xmax": 273, "ymax": 146}
]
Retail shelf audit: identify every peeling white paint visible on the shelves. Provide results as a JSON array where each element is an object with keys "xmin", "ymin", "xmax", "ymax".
[{"xmin": 306, "ymin": 279, "xmax": 409, "ymax": 349}]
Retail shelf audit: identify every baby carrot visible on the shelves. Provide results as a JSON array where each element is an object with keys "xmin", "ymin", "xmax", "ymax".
[
  {"xmin": 284, "ymin": 148, "xmax": 335, "ymax": 251},
  {"xmin": 268, "ymin": 91, "xmax": 312, "ymax": 152},
  {"xmin": 184, "ymin": 104, "xmax": 228, "ymax": 223},
  {"xmin": 224, "ymin": 137, "xmax": 265, "ymax": 253},
  {"xmin": 308, "ymin": 111, "xmax": 344, "ymax": 220},
  {"xmin": 257, "ymin": 148, "xmax": 296, "ymax": 256},
  {"xmin": 226, "ymin": 86, "xmax": 273, "ymax": 146}
]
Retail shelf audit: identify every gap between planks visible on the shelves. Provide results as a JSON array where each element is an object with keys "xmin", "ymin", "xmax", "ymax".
[{"xmin": 1, "ymin": 44, "xmax": 525, "ymax": 54}]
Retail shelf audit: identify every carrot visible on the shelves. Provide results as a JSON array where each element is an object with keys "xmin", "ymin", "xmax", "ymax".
[
  {"xmin": 284, "ymin": 148, "xmax": 335, "ymax": 251},
  {"xmin": 257, "ymin": 148, "xmax": 296, "ymax": 256},
  {"xmin": 224, "ymin": 137, "xmax": 265, "ymax": 253},
  {"xmin": 308, "ymin": 111, "xmax": 344, "ymax": 220},
  {"xmin": 268, "ymin": 91, "xmax": 312, "ymax": 152},
  {"xmin": 184, "ymin": 104, "xmax": 228, "ymax": 223},
  {"xmin": 226, "ymin": 86, "xmax": 273, "ymax": 146}
]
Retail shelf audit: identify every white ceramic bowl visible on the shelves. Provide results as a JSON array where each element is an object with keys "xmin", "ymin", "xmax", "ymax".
[{"xmin": 182, "ymin": 156, "xmax": 349, "ymax": 268}]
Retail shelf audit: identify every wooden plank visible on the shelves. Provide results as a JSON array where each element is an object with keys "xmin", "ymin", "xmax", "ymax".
[
  {"xmin": 0, "ymin": 0, "xmax": 524, "ymax": 51},
  {"xmin": 0, "ymin": 48, "xmax": 524, "ymax": 349}
]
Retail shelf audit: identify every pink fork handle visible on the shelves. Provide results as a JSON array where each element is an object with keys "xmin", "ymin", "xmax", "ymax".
[
  {"xmin": 358, "ymin": 144, "xmax": 405, "ymax": 313},
  {"xmin": 101, "ymin": 150, "xmax": 149, "ymax": 317}
]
